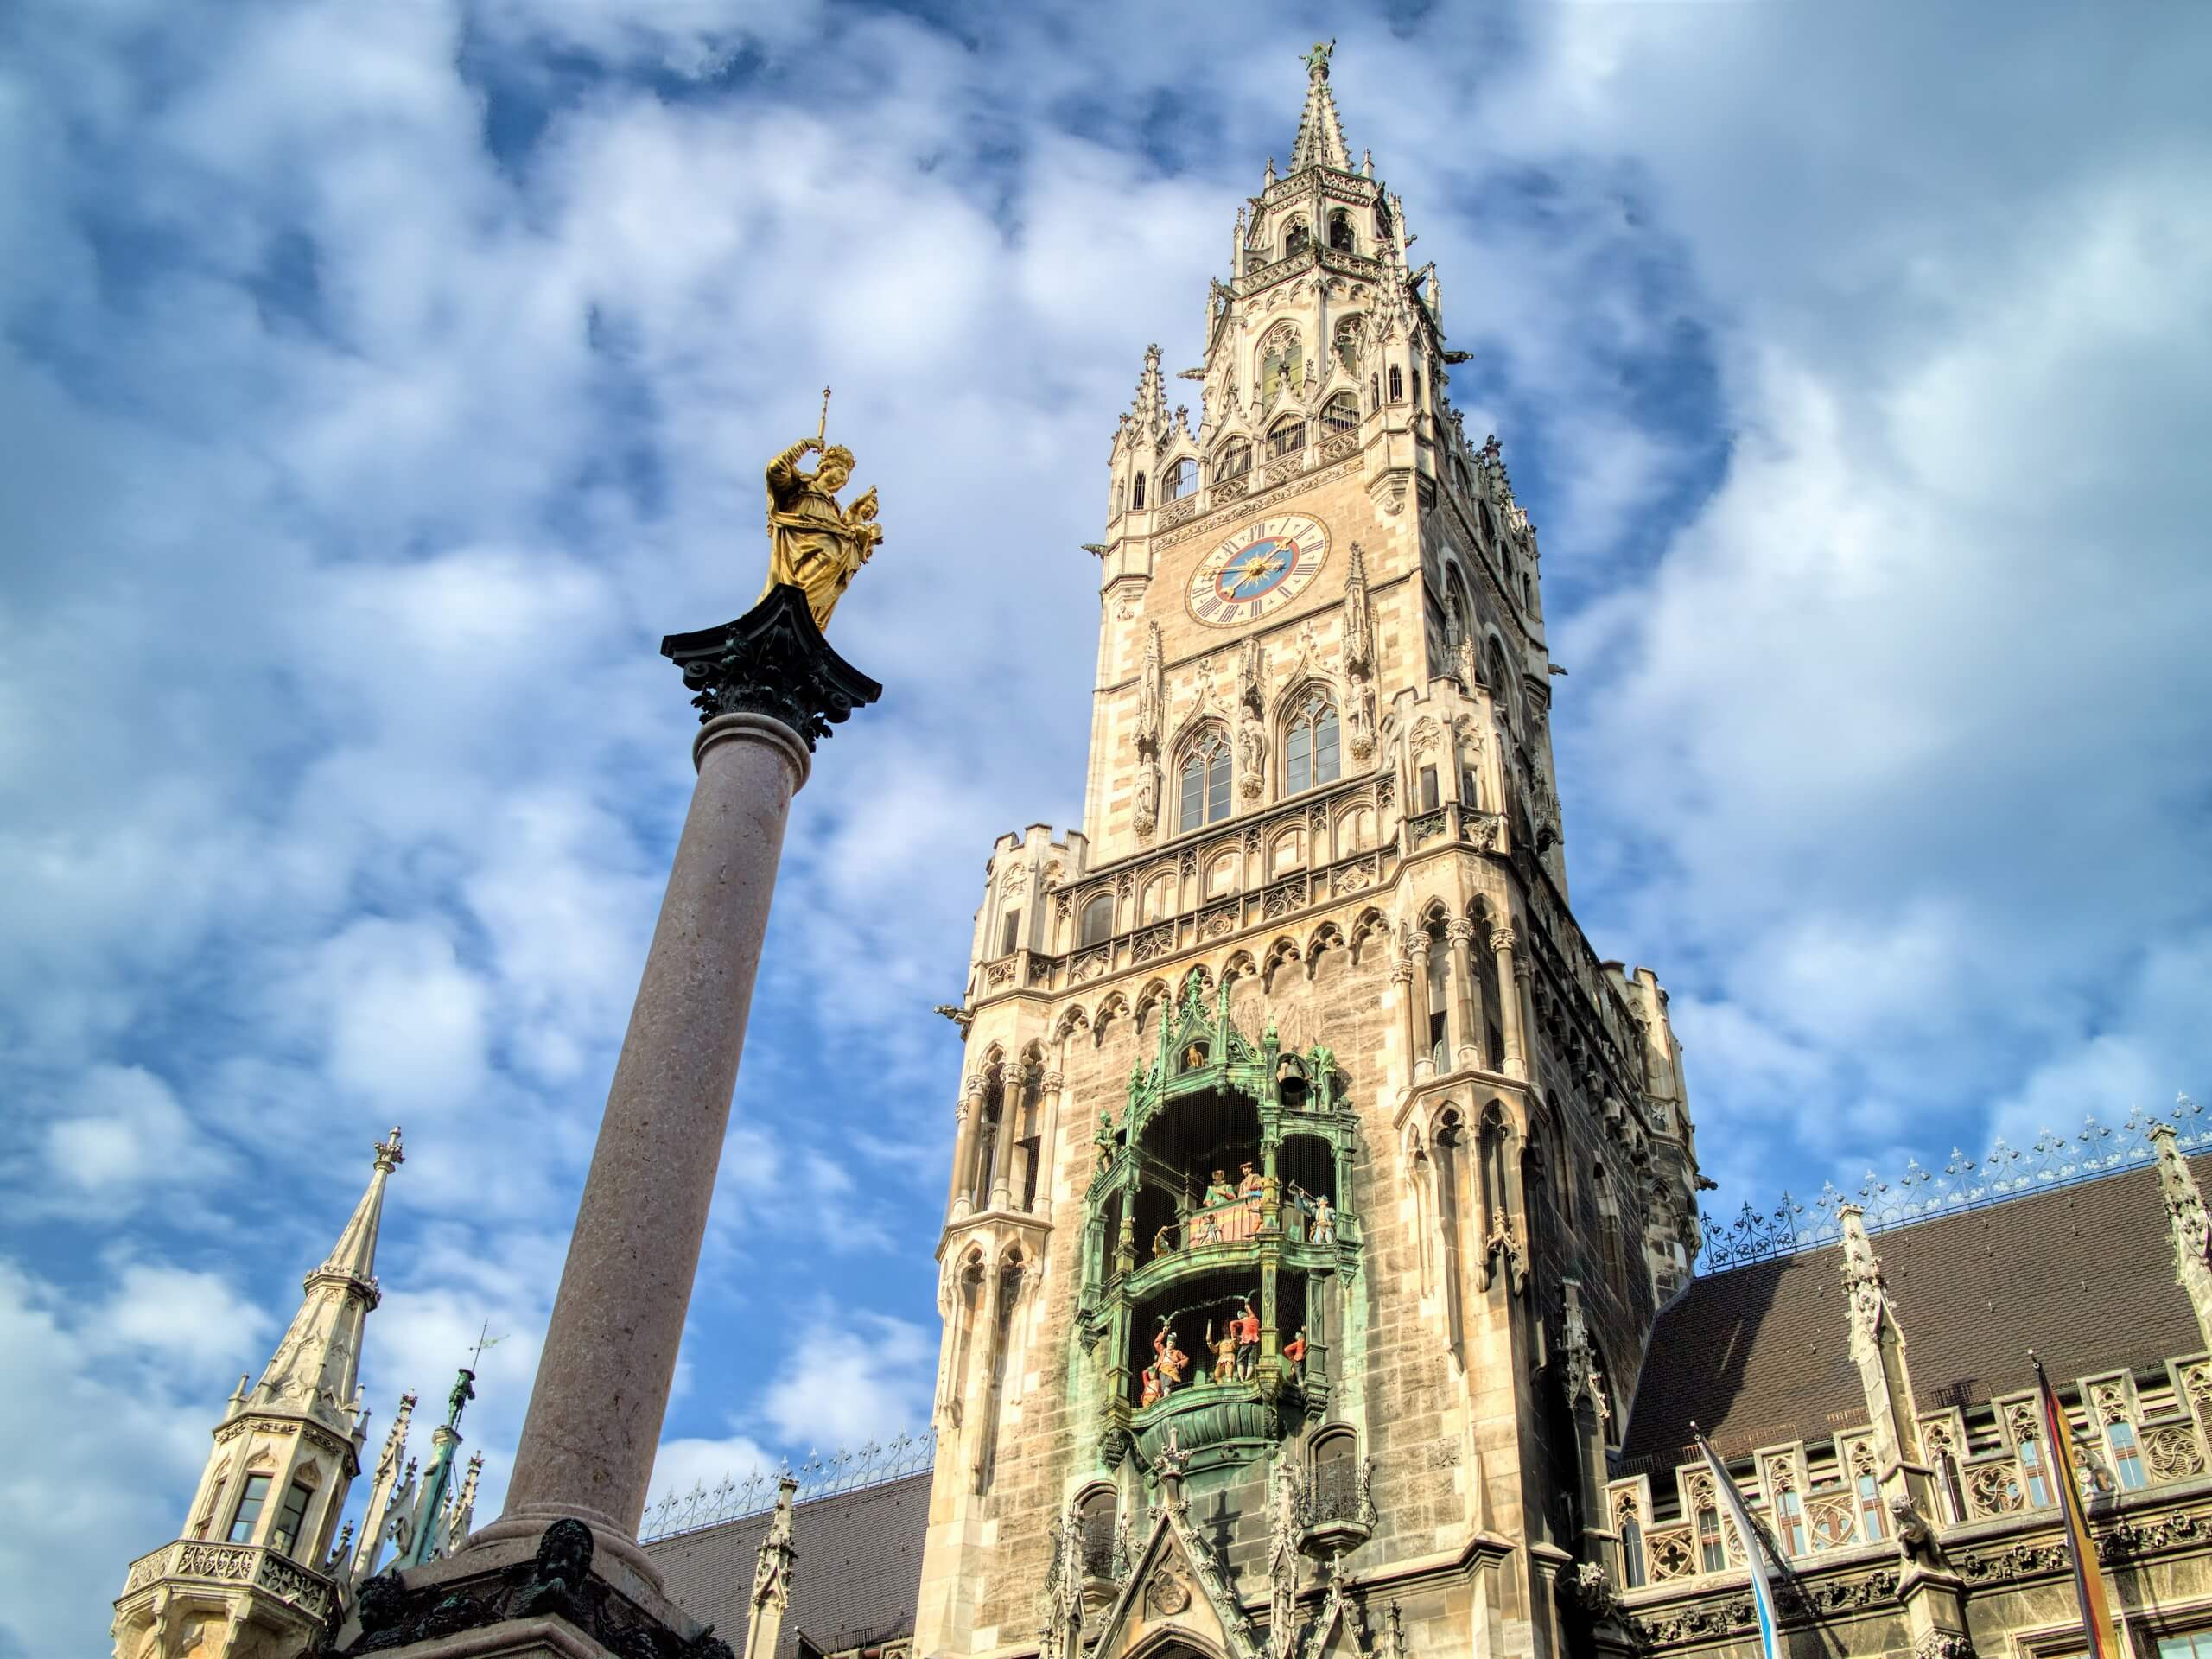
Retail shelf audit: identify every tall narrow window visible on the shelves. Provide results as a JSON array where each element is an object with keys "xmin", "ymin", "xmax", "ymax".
[
  {"xmin": 271, "ymin": 1479, "xmax": 315, "ymax": 1555},
  {"xmin": 1079, "ymin": 893, "xmax": 1114, "ymax": 947},
  {"xmin": 1412, "ymin": 366, "xmax": 1422, "ymax": 405},
  {"xmin": 1776, "ymin": 1485, "xmax": 1807, "ymax": 1557},
  {"xmin": 1284, "ymin": 220, "xmax": 1310, "ymax": 258},
  {"xmin": 1620, "ymin": 1516, "xmax": 1646, "ymax": 1588},
  {"xmin": 227, "ymin": 1473, "xmax": 272, "ymax": 1544},
  {"xmin": 2020, "ymin": 1433, "xmax": 2052, "ymax": 1507},
  {"xmin": 1389, "ymin": 365, "xmax": 1404, "ymax": 402},
  {"xmin": 2107, "ymin": 1418, "xmax": 2147, "ymax": 1491},
  {"xmin": 1328, "ymin": 209, "xmax": 1354, "ymax": 251},
  {"xmin": 1696, "ymin": 1500, "xmax": 1725, "ymax": 1572},
  {"xmin": 1322, "ymin": 391, "xmax": 1358, "ymax": 434},
  {"xmin": 1284, "ymin": 694, "xmax": 1339, "ymax": 795},
  {"xmin": 1936, "ymin": 1452, "xmax": 1968, "ymax": 1524},
  {"xmin": 1459, "ymin": 762, "xmax": 1481, "ymax": 808},
  {"xmin": 1426, "ymin": 930, "xmax": 1450, "ymax": 1070},
  {"xmin": 1179, "ymin": 735, "xmax": 1231, "ymax": 832},
  {"xmin": 1001, "ymin": 910, "xmax": 1021, "ymax": 955},
  {"xmin": 1419, "ymin": 766, "xmax": 1440, "ymax": 811},
  {"xmin": 1077, "ymin": 1487, "xmax": 1119, "ymax": 1579},
  {"xmin": 1855, "ymin": 1470, "xmax": 1886, "ymax": 1539},
  {"xmin": 1131, "ymin": 472, "xmax": 1147, "ymax": 509}
]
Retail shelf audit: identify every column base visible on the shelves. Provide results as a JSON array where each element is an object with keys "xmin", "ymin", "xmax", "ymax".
[{"xmin": 335, "ymin": 1516, "xmax": 726, "ymax": 1658}]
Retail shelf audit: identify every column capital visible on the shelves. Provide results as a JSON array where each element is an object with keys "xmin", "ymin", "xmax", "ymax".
[
  {"xmin": 662, "ymin": 582, "xmax": 882, "ymax": 753},
  {"xmin": 1488, "ymin": 925, "xmax": 1517, "ymax": 954}
]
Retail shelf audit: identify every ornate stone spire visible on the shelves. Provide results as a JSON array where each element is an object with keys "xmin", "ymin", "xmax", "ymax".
[
  {"xmin": 1289, "ymin": 41, "xmax": 1350, "ymax": 173},
  {"xmin": 2152, "ymin": 1118, "xmax": 2212, "ymax": 1350},
  {"xmin": 254, "ymin": 1126, "xmax": 404, "ymax": 1432},
  {"xmin": 1340, "ymin": 543, "xmax": 1374, "ymax": 678},
  {"xmin": 1131, "ymin": 342, "xmax": 1169, "ymax": 437},
  {"xmin": 111, "ymin": 1128, "xmax": 407, "ymax": 1659},
  {"xmin": 742, "ymin": 1473, "xmax": 800, "ymax": 1659}
]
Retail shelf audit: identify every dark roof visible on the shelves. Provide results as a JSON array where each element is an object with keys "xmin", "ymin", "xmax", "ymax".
[
  {"xmin": 1620, "ymin": 1157, "xmax": 2209, "ymax": 1472},
  {"xmin": 645, "ymin": 1471, "xmax": 931, "ymax": 1657}
]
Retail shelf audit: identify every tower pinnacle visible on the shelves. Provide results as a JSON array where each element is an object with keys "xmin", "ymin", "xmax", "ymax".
[{"xmin": 1289, "ymin": 40, "xmax": 1350, "ymax": 173}]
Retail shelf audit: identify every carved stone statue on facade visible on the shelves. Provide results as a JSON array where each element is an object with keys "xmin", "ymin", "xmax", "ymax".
[
  {"xmin": 1136, "ymin": 623, "xmax": 1164, "ymax": 755},
  {"xmin": 1345, "ymin": 683, "xmax": 1376, "ymax": 762},
  {"xmin": 1134, "ymin": 760, "xmax": 1160, "ymax": 837},
  {"xmin": 1237, "ymin": 718, "xmax": 1266, "ymax": 800},
  {"xmin": 760, "ymin": 397, "xmax": 882, "ymax": 631}
]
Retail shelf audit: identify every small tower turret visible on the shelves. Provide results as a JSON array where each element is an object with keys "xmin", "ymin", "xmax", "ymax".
[{"xmin": 111, "ymin": 1127, "xmax": 405, "ymax": 1659}]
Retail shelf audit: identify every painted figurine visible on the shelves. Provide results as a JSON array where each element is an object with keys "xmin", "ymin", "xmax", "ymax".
[
  {"xmin": 1141, "ymin": 1366, "xmax": 1163, "ymax": 1407},
  {"xmin": 1312, "ymin": 1193, "xmax": 1336, "ymax": 1244},
  {"xmin": 1153, "ymin": 1323, "xmax": 1189, "ymax": 1391},
  {"xmin": 1236, "ymin": 1160, "xmax": 1264, "ymax": 1197},
  {"xmin": 1151, "ymin": 1221, "xmax": 1179, "ymax": 1258},
  {"xmin": 1208, "ymin": 1322, "xmax": 1238, "ymax": 1383},
  {"xmin": 1234, "ymin": 1302, "xmax": 1262, "ymax": 1379},
  {"xmin": 1283, "ymin": 1329, "xmax": 1308, "ymax": 1373},
  {"xmin": 1204, "ymin": 1169, "xmax": 1237, "ymax": 1208}
]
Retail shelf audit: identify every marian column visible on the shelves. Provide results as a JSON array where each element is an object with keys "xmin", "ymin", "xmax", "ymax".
[{"xmin": 342, "ymin": 416, "xmax": 881, "ymax": 1654}]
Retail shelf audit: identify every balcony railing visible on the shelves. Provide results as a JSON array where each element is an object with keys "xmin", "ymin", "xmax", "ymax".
[{"xmin": 119, "ymin": 1540, "xmax": 336, "ymax": 1622}]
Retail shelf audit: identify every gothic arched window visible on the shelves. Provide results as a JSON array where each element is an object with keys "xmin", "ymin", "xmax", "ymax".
[
  {"xmin": 1388, "ymin": 365, "xmax": 1404, "ymax": 402},
  {"xmin": 1695, "ymin": 1492, "xmax": 1725, "ymax": 1572},
  {"xmin": 1178, "ymin": 732, "xmax": 1231, "ymax": 832},
  {"xmin": 1215, "ymin": 442, "xmax": 1252, "ymax": 481},
  {"xmin": 1284, "ymin": 219, "xmax": 1311, "ymax": 258},
  {"xmin": 1162, "ymin": 458, "xmax": 1197, "ymax": 501},
  {"xmin": 1322, "ymin": 391, "xmax": 1358, "ymax": 435},
  {"xmin": 1131, "ymin": 472, "xmax": 1147, "ymax": 509},
  {"xmin": 1077, "ymin": 1485, "xmax": 1118, "ymax": 1578},
  {"xmin": 1283, "ymin": 691, "xmax": 1340, "ymax": 796},
  {"xmin": 1268, "ymin": 416, "xmax": 1306, "ymax": 459},
  {"xmin": 1079, "ymin": 893, "xmax": 1114, "ymax": 947},
  {"xmin": 1309, "ymin": 1427, "xmax": 1360, "ymax": 1521},
  {"xmin": 1620, "ymin": 1516, "xmax": 1646, "ymax": 1587},
  {"xmin": 1328, "ymin": 208, "xmax": 1354, "ymax": 251}
]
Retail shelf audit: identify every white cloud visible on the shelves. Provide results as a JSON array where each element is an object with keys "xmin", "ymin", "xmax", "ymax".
[
  {"xmin": 756, "ymin": 1308, "xmax": 931, "ymax": 1449},
  {"xmin": 39, "ymin": 1065, "xmax": 232, "ymax": 1211}
]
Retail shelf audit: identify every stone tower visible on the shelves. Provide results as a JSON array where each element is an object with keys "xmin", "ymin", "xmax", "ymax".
[
  {"xmin": 918, "ymin": 46, "xmax": 1702, "ymax": 1659},
  {"xmin": 111, "ymin": 1128, "xmax": 404, "ymax": 1658}
]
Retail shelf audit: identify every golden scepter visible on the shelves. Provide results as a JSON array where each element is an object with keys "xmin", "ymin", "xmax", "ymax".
[{"xmin": 817, "ymin": 385, "xmax": 831, "ymax": 447}]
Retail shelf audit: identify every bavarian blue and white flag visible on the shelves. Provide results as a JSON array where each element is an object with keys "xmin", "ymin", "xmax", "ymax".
[{"xmin": 1694, "ymin": 1426, "xmax": 1783, "ymax": 1659}]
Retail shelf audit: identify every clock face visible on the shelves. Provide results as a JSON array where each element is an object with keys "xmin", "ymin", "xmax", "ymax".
[{"xmin": 1186, "ymin": 513, "xmax": 1330, "ymax": 627}]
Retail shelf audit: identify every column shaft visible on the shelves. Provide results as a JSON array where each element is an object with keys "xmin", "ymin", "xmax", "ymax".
[
  {"xmin": 1492, "ymin": 929, "xmax": 1526, "ymax": 1077},
  {"xmin": 485, "ymin": 711, "xmax": 810, "ymax": 1580}
]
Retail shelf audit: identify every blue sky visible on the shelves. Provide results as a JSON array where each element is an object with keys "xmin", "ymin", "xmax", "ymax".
[{"xmin": 5, "ymin": 2, "xmax": 2211, "ymax": 1650}]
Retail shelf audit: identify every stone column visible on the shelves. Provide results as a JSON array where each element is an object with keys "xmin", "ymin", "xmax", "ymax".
[
  {"xmin": 1409, "ymin": 943, "xmax": 1436, "ymax": 1079},
  {"xmin": 2152, "ymin": 1121, "xmax": 2212, "ymax": 1352},
  {"xmin": 1491, "ymin": 927, "xmax": 1526, "ymax": 1077},
  {"xmin": 988, "ymin": 1061, "xmax": 1017, "ymax": 1211},
  {"xmin": 1446, "ymin": 918, "xmax": 1480, "ymax": 1071},
  {"xmin": 948, "ymin": 1083, "xmax": 981, "ymax": 1219},
  {"xmin": 470, "ymin": 584, "xmax": 879, "ymax": 1589},
  {"xmin": 1392, "ymin": 958, "xmax": 1419, "ymax": 1084},
  {"xmin": 1033, "ymin": 1069, "xmax": 1065, "ymax": 1216}
]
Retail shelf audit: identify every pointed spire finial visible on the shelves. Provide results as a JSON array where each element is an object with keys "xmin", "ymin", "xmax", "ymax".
[
  {"xmin": 1290, "ymin": 43, "xmax": 1351, "ymax": 172},
  {"xmin": 374, "ymin": 1125, "xmax": 404, "ymax": 1174}
]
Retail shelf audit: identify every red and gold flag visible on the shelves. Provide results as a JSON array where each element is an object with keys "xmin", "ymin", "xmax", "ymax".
[{"xmin": 2034, "ymin": 1354, "xmax": 2124, "ymax": 1659}]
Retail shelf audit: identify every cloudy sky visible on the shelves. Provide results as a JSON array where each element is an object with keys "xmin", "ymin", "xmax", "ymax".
[{"xmin": 5, "ymin": 1, "xmax": 2210, "ymax": 1649}]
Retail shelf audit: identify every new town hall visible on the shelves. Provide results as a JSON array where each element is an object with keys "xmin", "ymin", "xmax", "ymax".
[{"xmin": 118, "ymin": 47, "xmax": 2212, "ymax": 1659}]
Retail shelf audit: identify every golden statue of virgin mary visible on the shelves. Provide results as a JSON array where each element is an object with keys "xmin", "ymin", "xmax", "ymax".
[{"xmin": 760, "ymin": 392, "xmax": 882, "ymax": 631}]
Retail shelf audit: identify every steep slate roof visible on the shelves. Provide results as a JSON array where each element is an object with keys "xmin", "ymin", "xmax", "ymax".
[
  {"xmin": 1620, "ymin": 1157, "xmax": 2210, "ymax": 1473},
  {"xmin": 645, "ymin": 1471, "xmax": 931, "ymax": 1658}
]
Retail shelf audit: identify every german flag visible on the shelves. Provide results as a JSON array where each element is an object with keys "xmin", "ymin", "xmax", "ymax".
[{"xmin": 2034, "ymin": 1352, "xmax": 2124, "ymax": 1659}]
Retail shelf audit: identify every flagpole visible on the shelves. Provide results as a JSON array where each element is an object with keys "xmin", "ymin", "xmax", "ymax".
[
  {"xmin": 1692, "ymin": 1421, "xmax": 1784, "ymax": 1659},
  {"xmin": 2031, "ymin": 1351, "xmax": 2125, "ymax": 1659}
]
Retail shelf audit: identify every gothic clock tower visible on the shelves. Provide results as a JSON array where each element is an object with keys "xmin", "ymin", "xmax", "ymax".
[{"xmin": 919, "ymin": 47, "xmax": 1702, "ymax": 1659}]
